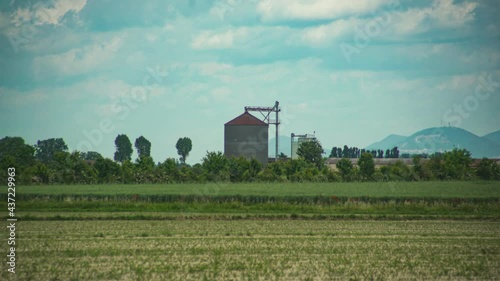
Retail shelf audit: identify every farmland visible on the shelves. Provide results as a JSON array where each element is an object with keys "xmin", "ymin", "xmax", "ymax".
[
  {"xmin": 3, "ymin": 181, "xmax": 499, "ymax": 220},
  {"xmin": 13, "ymin": 181, "xmax": 500, "ymax": 198},
  {"xmin": 2, "ymin": 181, "xmax": 499, "ymax": 280},
  {"xmin": 1, "ymin": 220, "xmax": 499, "ymax": 280}
]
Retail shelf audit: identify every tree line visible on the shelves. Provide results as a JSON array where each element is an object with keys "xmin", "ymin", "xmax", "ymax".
[
  {"xmin": 329, "ymin": 145, "xmax": 400, "ymax": 159},
  {"xmin": 1, "ymin": 136, "xmax": 499, "ymax": 185}
]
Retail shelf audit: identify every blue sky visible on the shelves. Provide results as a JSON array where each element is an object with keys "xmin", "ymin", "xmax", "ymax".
[{"xmin": 0, "ymin": 0, "xmax": 499, "ymax": 164}]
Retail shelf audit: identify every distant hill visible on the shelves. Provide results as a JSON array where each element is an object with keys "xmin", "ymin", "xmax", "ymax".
[
  {"xmin": 365, "ymin": 134, "xmax": 407, "ymax": 151},
  {"xmin": 366, "ymin": 127, "xmax": 500, "ymax": 158},
  {"xmin": 483, "ymin": 130, "xmax": 500, "ymax": 145}
]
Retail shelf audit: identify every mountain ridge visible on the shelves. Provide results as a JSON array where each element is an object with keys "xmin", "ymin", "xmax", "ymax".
[
  {"xmin": 366, "ymin": 127, "xmax": 500, "ymax": 158},
  {"xmin": 483, "ymin": 130, "xmax": 500, "ymax": 145}
]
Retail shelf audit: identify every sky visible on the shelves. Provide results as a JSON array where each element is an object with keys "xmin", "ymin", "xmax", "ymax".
[{"xmin": 0, "ymin": 0, "xmax": 499, "ymax": 165}]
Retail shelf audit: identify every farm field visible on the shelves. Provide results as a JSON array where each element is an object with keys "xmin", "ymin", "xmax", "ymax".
[
  {"xmin": 12, "ymin": 181, "xmax": 500, "ymax": 198},
  {"xmin": 3, "ymin": 181, "xmax": 499, "ymax": 220},
  {"xmin": 1, "ymin": 220, "xmax": 499, "ymax": 280},
  {"xmin": 2, "ymin": 181, "xmax": 499, "ymax": 280}
]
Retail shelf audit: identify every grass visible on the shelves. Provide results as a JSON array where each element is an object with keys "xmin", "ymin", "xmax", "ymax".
[
  {"xmin": 11, "ymin": 181, "xmax": 500, "ymax": 198},
  {"xmin": 7, "ymin": 200, "xmax": 500, "ymax": 219},
  {"xmin": 1, "ymin": 181, "xmax": 499, "ymax": 280},
  {"xmin": 2, "ymin": 181, "xmax": 498, "ymax": 220},
  {"xmin": 2, "ymin": 220, "xmax": 499, "ymax": 280}
]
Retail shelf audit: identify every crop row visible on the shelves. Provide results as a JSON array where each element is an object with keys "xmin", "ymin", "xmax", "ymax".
[
  {"xmin": 3, "ymin": 193, "xmax": 499, "ymax": 204},
  {"xmin": 2, "ymin": 220, "xmax": 499, "ymax": 281}
]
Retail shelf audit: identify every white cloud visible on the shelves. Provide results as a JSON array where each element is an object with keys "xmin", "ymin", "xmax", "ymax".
[
  {"xmin": 191, "ymin": 31, "xmax": 232, "ymax": 49},
  {"xmin": 257, "ymin": 0, "xmax": 393, "ymax": 21},
  {"xmin": 33, "ymin": 35, "xmax": 125, "ymax": 79},
  {"xmin": 301, "ymin": 18, "xmax": 361, "ymax": 45},
  {"xmin": 195, "ymin": 62, "xmax": 233, "ymax": 75},
  {"xmin": 191, "ymin": 28, "xmax": 248, "ymax": 49},
  {"xmin": 11, "ymin": 0, "xmax": 87, "ymax": 26},
  {"xmin": 435, "ymin": 74, "xmax": 477, "ymax": 92},
  {"xmin": 0, "ymin": 88, "xmax": 48, "ymax": 106},
  {"xmin": 393, "ymin": 0, "xmax": 477, "ymax": 35},
  {"xmin": 10, "ymin": 7, "xmax": 31, "ymax": 27}
]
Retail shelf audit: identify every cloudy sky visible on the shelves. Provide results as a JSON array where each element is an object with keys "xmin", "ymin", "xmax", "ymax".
[{"xmin": 0, "ymin": 0, "xmax": 499, "ymax": 164}]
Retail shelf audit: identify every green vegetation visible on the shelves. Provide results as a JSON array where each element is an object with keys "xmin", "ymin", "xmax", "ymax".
[
  {"xmin": 113, "ymin": 134, "xmax": 133, "ymax": 163},
  {"xmin": 135, "ymin": 135, "xmax": 152, "ymax": 158},
  {"xmin": 10, "ymin": 181, "xmax": 500, "ymax": 198},
  {"xmin": 176, "ymin": 137, "xmax": 192, "ymax": 164},
  {"xmin": 2, "ymin": 182, "xmax": 498, "ymax": 220},
  {"xmin": 2, "ymin": 135, "xmax": 500, "ymax": 280},
  {"xmin": 296, "ymin": 139, "xmax": 324, "ymax": 168},
  {"xmin": 2, "ymin": 135, "xmax": 500, "ymax": 185},
  {"xmin": 3, "ymin": 220, "xmax": 498, "ymax": 280},
  {"xmin": 330, "ymin": 145, "xmax": 401, "ymax": 158}
]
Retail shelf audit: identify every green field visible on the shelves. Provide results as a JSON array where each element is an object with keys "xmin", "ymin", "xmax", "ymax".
[
  {"xmin": 4, "ymin": 181, "xmax": 499, "ymax": 220},
  {"xmin": 12, "ymin": 181, "xmax": 500, "ymax": 198},
  {"xmin": 2, "ymin": 181, "xmax": 500, "ymax": 280},
  {"xmin": 2, "ymin": 220, "xmax": 499, "ymax": 280}
]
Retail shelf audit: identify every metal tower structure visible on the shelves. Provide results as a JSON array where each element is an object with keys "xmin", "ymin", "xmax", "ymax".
[{"xmin": 245, "ymin": 101, "xmax": 280, "ymax": 160}]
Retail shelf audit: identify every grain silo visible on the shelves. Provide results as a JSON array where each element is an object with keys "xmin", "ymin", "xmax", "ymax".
[{"xmin": 224, "ymin": 111, "xmax": 269, "ymax": 165}]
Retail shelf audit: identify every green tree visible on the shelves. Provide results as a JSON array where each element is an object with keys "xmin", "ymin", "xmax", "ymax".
[
  {"xmin": 114, "ymin": 134, "xmax": 133, "ymax": 163},
  {"xmin": 329, "ymin": 147, "xmax": 338, "ymax": 158},
  {"xmin": 58, "ymin": 151, "xmax": 97, "ymax": 184},
  {"xmin": 136, "ymin": 156, "xmax": 155, "ymax": 171},
  {"xmin": 296, "ymin": 140, "xmax": 324, "ymax": 168},
  {"xmin": 442, "ymin": 148, "xmax": 472, "ymax": 180},
  {"xmin": 33, "ymin": 163, "xmax": 50, "ymax": 184},
  {"xmin": 94, "ymin": 157, "xmax": 122, "ymax": 183},
  {"xmin": 358, "ymin": 152, "xmax": 375, "ymax": 180},
  {"xmin": 227, "ymin": 157, "xmax": 262, "ymax": 182},
  {"xmin": 228, "ymin": 156, "xmax": 249, "ymax": 182},
  {"xmin": 337, "ymin": 158, "xmax": 353, "ymax": 181},
  {"xmin": 202, "ymin": 151, "xmax": 229, "ymax": 181},
  {"xmin": 51, "ymin": 151, "xmax": 72, "ymax": 183},
  {"xmin": 134, "ymin": 156, "xmax": 155, "ymax": 183},
  {"xmin": 426, "ymin": 153, "xmax": 445, "ymax": 180},
  {"xmin": 46, "ymin": 151, "xmax": 97, "ymax": 184},
  {"xmin": 34, "ymin": 138, "xmax": 68, "ymax": 163},
  {"xmin": 121, "ymin": 160, "xmax": 135, "ymax": 184},
  {"xmin": 80, "ymin": 151, "xmax": 103, "ymax": 161},
  {"xmin": 476, "ymin": 158, "xmax": 500, "ymax": 180},
  {"xmin": 342, "ymin": 145, "xmax": 349, "ymax": 158},
  {"xmin": 284, "ymin": 159, "xmax": 308, "ymax": 178},
  {"xmin": 412, "ymin": 155, "xmax": 425, "ymax": 180},
  {"xmin": 176, "ymin": 137, "xmax": 193, "ymax": 164},
  {"xmin": 157, "ymin": 158, "xmax": 180, "ymax": 182},
  {"xmin": 135, "ymin": 136, "xmax": 151, "ymax": 158},
  {"xmin": 0, "ymin": 137, "xmax": 35, "ymax": 168},
  {"xmin": 388, "ymin": 160, "xmax": 412, "ymax": 181}
]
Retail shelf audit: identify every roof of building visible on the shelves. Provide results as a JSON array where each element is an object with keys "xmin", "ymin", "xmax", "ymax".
[{"xmin": 225, "ymin": 111, "xmax": 268, "ymax": 126}]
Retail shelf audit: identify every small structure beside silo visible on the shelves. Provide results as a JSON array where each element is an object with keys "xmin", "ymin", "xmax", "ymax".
[
  {"xmin": 291, "ymin": 133, "xmax": 318, "ymax": 160},
  {"xmin": 224, "ymin": 111, "xmax": 269, "ymax": 165}
]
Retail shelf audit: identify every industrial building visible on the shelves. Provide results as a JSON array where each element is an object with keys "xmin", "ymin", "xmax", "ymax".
[
  {"xmin": 290, "ymin": 133, "xmax": 318, "ymax": 160},
  {"xmin": 224, "ymin": 111, "xmax": 269, "ymax": 165}
]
